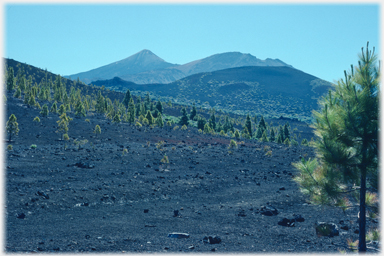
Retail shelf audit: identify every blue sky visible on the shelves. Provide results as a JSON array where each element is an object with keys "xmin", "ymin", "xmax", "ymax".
[{"xmin": 4, "ymin": 4, "xmax": 380, "ymax": 83}]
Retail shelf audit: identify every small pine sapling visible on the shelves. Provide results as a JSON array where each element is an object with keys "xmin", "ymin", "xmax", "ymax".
[
  {"xmin": 160, "ymin": 154, "xmax": 169, "ymax": 164},
  {"xmin": 6, "ymin": 114, "xmax": 19, "ymax": 142},
  {"xmin": 228, "ymin": 139, "xmax": 238, "ymax": 149},
  {"xmin": 234, "ymin": 129, "xmax": 240, "ymax": 139},
  {"xmin": 94, "ymin": 125, "xmax": 101, "ymax": 137},
  {"xmin": 40, "ymin": 104, "xmax": 49, "ymax": 117}
]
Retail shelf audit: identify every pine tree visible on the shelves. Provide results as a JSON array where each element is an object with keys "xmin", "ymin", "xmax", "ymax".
[
  {"xmin": 94, "ymin": 125, "xmax": 101, "ymax": 137},
  {"xmin": 6, "ymin": 67, "xmax": 15, "ymax": 92},
  {"xmin": 203, "ymin": 123, "xmax": 211, "ymax": 134},
  {"xmin": 145, "ymin": 110, "xmax": 154, "ymax": 125},
  {"xmin": 96, "ymin": 91, "xmax": 105, "ymax": 113},
  {"xmin": 179, "ymin": 107, "xmax": 189, "ymax": 126},
  {"xmin": 51, "ymin": 101, "xmax": 58, "ymax": 113},
  {"xmin": 245, "ymin": 114, "xmax": 253, "ymax": 137},
  {"xmin": 40, "ymin": 104, "xmax": 49, "ymax": 117},
  {"xmin": 277, "ymin": 125, "xmax": 284, "ymax": 143},
  {"xmin": 58, "ymin": 104, "xmax": 66, "ymax": 115},
  {"xmin": 209, "ymin": 112, "xmax": 216, "ymax": 131},
  {"xmin": 284, "ymin": 122, "xmax": 290, "ymax": 140},
  {"xmin": 234, "ymin": 129, "xmax": 240, "ymax": 139},
  {"xmin": 293, "ymin": 43, "xmax": 379, "ymax": 252},
  {"xmin": 261, "ymin": 130, "xmax": 269, "ymax": 142},
  {"xmin": 18, "ymin": 76, "xmax": 26, "ymax": 92},
  {"xmin": 57, "ymin": 113, "xmax": 72, "ymax": 140},
  {"xmin": 6, "ymin": 114, "xmax": 19, "ymax": 142},
  {"xmin": 197, "ymin": 116, "xmax": 206, "ymax": 130},
  {"xmin": 13, "ymin": 88, "xmax": 21, "ymax": 98},
  {"xmin": 156, "ymin": 115, "xmax": 164, "ymax": 128},
  {"xmin": 241, "ymin": 126, "xmax": 250, "ymax": 139},
  {"xmin": 156, "ymin": 100, "xmax": 163, "ymax": 114},
  {"xmin": 269, "ymin": 128, "xmax": 276, "ymax": 142},
  {"xmin": 75, "ymin": 101, "xmax": 86, "ymax": 117},
  {"xmin": 122, "ymin": 89, "xmax": 132, "ymax": 108},
  {"xmin": 113, "ymin": 114, "xmax": 121, "ymax": 124},
  {"xmin": 255, "ymin": 126, "xmax": 264, "ymax": 139},
  {"xmin": 28, "ymin": 95, "xmax": 36, "ymax": 107},
  {"xmin": 135, "ymin": 102, "xmax": 142, "ymax": 117},
  {"xmin": 190, "ymin": 103, "xmax": 197, "ymax": 120},
  {"xmin": 128, "ymin": 98, "xmax": 135, "ymax": 124},
  {"xmin": 223, "ymin": 116, "xmax": 234, "ymax": 133},
  {"xmin": 258, "ymin": 115, "xmax": 267, "ymax": 131}
]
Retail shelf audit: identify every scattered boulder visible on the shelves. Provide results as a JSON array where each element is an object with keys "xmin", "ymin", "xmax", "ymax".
[
  {"xmin": 16, "ymin": 213, "xmax": 26, "ymax": 219},
  {"xmin": 278, "ymin": 218, "xmax": 295, "ymax": 227},
  {"xmin": 315, "ymin": 222, "xmax": 339, "ymax": 237},
  {"xmin": 74, "ymin": 161, "xmax": 94, "ymax": 169},
  {"xmin": 260, "ymin": 205, "xmax": 278, "ymax": 216},
  {"xmin": 238, "ymin": 210, "xmax": 246, "ymax": 217},
  {"xmin": 173, "ymin": 210, "xmax": 179, "ymax": 217},
  {"xmin": 340, "ymin": 225, "xmax": 349, "ymax": 231},
  {"xmin": 168, "ymin": 232, "xmax": 190, "ymax": 239},
  {"xmin": 36, "ymin": 190, "xmax": 49, "ymax": 199},
  {"xmin": 203, "ymin": 236, "xmax": 221, "ymax": 244},
  {"xmin": 144, "ymin": 209, "xmax": 149, "ymax": 213},
  {"xmin": 293, "ymin": 214, "xmax": 305, "ymax": 222}
]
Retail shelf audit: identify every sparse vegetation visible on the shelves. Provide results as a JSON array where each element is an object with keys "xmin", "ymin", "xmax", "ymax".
[
  {"xmin": 228, "ymin": 139, "xmax": 237, "ymax": 149},
  {"xmin": 6, "ymin": 114, "xmax": 19, "ymax": 142},
  {"xmin": 160, "ymin": 154, "xmax": 169, "ymax": 163}
]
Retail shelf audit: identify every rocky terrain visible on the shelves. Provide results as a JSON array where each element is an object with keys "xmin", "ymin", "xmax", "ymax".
[{"xmin": 5, "ymin": 93, "xmax": 379, "ymax": 253}]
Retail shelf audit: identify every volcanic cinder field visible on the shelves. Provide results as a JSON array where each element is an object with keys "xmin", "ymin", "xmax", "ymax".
[{"xmin": 5, "ymin": 94, "xmax": 379, "ymax": 253}]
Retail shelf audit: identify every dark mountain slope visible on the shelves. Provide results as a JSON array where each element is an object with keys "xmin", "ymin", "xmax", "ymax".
[{"xmin": 95, "ymin": 66, "xmax": 332, "ymax": 121}]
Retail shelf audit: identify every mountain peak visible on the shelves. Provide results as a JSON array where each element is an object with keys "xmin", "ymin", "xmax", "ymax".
[{"xmin": 137, "ymin": 49, "xmax": 153, "ymax": 54}]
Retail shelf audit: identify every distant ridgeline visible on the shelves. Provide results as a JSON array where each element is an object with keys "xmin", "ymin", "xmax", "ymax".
[
  {"xmin": 4, "ymin": 58, "xmax": 316, "ymax": 145},
  {"xmin": 91, "ymin": 66, "xmax": 333, "ymax": 122}
]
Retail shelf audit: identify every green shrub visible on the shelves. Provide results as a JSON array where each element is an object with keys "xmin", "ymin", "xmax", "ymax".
[
  {"xmin": 301, "ymin": 138, "xmax": 308, "ymax": 146},
  {"xmin": 94, "ymin": 125, "xmax": 101, "ymax": 136},
  {"xmin": 142, "ymin": 118, "xmax": 149, "ymax": 126},
  {"xmin": 173, "ymin": 126, "xmax": 179, "ymax": 130},
  {"xmin": 7, "ymin": 144, "xmax": 13, "ymax": 151},
  {"xmin": 33, "ymin": 116, "xmax": 40, "ymax": 122},
  {"xmin": 30, "ymin": 144, "xmax": 37, "ymax": 149},
  {"xmin": 135, "ymin": 121, "xmax": 142, "ymax": 127},
  {"xmin": 181, "ymin": 124, "xmax": 187, "ymax": 130},
  {"xmin": 228, "ymin": 139, "xmax": 237, "ymax": 149},
  {"xmin": 160, "ymin": 154, "xmax": 169, "ymax": 163}
]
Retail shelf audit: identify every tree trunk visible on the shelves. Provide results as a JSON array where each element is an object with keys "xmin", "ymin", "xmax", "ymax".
[{"xmin": 358, "ymin": 139, "xmax": 368, "ymax": 252}]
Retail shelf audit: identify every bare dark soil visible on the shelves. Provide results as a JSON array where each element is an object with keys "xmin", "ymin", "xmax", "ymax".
[{"xmin": 5, "ymin": 95, "xmax": 378, "ymax": 253}]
